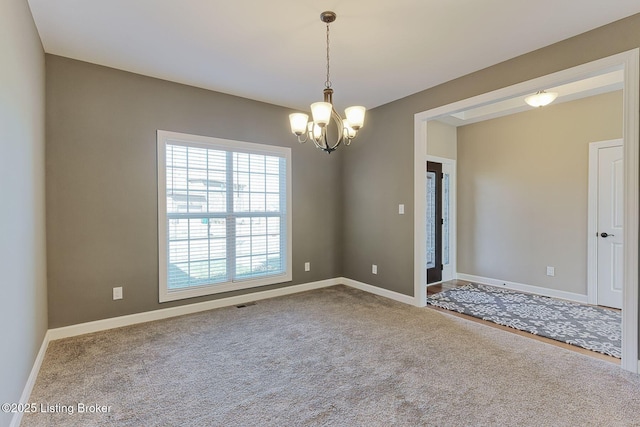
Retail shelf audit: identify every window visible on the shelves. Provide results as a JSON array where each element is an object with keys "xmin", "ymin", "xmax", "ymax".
[{"xmin": 157, "ymin": 130, "xmax": 292, "ymax": 302}]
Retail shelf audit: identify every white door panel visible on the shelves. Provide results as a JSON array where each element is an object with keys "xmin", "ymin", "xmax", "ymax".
[{"xmin": 597, "ymin": 144, "xmax": 623, "ymax": 309}]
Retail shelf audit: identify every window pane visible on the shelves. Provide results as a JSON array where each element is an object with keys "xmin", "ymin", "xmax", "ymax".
[
  {"xmin": 209, "ymin": 238, "xmax": 226, "ymax": 259},
  {"xmin": 250, "ymin": 173, "xmax": 265, "ymax": 192},
  {"xmin": 166, "ymin": 145, "xmax": 227, "ymax": 215},
  {"xmin": 266, "ymin": 194, "xmax": 280, "ymax": 212},
  {"xmin": 443, "ymin": 173, "xmax": 450, "ymax": 266},
  {"xmin": 426, "ymin": 171, "xmax": 436, "ymax": 269},
  {"xmin": 252, "ymin": 217, "xmax": 266, "ymax": 235},
  {"xmin": 267, "ymin": 217, "xmax": 280, "ymax": 234},
  {"xmin": 166, "ymin": 217, "xmax": 228, "ymax": 289},
  {"xmin": 234, "ymin": 152, "xmax": 249, "ymax": 172},
  {"xmin": 235, "ymin": 216, "xmax": 284, "ymax": 279},
  {"xmin": 265, "ymin": 157, "xmax": 279, "ymax": 174},
  {"xmin": 208, "ymin": 191, "xmax": 226, "ymax": 212},
  {"xmin": 250, "ymin": 154, "xmax": 265, "ymax": 173},
  {"xmin": 250, "ymin": 193, "xmax": 266, "ymax": 212}
]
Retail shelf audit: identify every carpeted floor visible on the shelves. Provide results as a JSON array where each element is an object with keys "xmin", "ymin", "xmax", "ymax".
[
  {"xmin": 427, "ymin": 283, "xmax": 622, "ymax": 358},
  {"xmin": 22, "ymin": 285, "xmax": 640, "ymax": 426}
]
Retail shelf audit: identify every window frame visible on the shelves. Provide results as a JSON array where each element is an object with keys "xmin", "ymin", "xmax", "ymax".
[{"xmin": 157, "ymin": 130, "xmax": 292, "ymax": 302}]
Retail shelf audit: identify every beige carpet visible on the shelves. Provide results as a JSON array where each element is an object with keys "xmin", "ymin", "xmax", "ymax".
[{"xmin": 22, "ymin": 285, "xmax": 640, "ymax": 426}]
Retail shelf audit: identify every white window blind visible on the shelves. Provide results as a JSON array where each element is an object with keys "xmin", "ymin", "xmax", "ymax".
[{"xmin": 157, "ymin": 131, "xmax": 292, "ymax": 302}]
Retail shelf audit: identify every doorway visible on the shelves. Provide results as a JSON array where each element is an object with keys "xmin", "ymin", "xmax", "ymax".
[
  {"xmin": 588, "ymin": 139, "xmax": 624, "ymax": 309},
  {"xmin": 426, "ymin": 156, "xmax": 456, "ymax": 284},
  {"xmin": 413, "ymin": 49, "xmax": 639, "ymax": 372},
  {"xmin": 426, "ymin": 161, "xmax": 442, "ymax": 284}
]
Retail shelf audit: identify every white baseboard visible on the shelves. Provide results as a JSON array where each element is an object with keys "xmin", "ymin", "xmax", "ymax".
[
  {"xmin": 48, "ymin": 278, "xmax": 339, "ymax": 341},
  {"xmin": 15, "ymin": 276, "xmax": 411, "ymax": 424},
  {"xmin": 10, "ymin": 333, "xmax": 50, "ymax": 427},
  {"xmin": 341, "ymin": 277, "xmax": 416, "ymax": 306},
  {"xmin": 47, "ymin": 277, "xmax": 417, "ymax": 342},
  {"xmin": 456, "ymin": 273, "xmax": 589, "ymax": 304}
]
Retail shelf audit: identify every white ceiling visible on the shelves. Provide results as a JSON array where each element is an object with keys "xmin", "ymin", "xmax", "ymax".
[{"xmin": 27, "ymin": 0, "xmax": 640, "ymax": 112}]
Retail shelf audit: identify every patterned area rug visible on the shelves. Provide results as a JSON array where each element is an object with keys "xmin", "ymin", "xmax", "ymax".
[{"xmin": 428, "ymin": 283, "xmax": 621, "ymax": 358}]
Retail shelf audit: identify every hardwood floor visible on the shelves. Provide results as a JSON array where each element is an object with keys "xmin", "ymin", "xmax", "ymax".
[{"xmin": 426, "ymin": 280, "xmax": 620, "ymax": 365}]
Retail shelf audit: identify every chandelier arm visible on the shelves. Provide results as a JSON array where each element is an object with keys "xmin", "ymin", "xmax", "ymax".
[
  {"xmin": 312, "ymin": 128, "xmax": 326, "ymax": 150},
  {"xmin": 326, "ymin": 109, "xmax": 344, "ymax": 150}
]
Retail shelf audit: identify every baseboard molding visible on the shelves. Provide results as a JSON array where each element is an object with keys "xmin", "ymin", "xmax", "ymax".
[
  {"xmin": 341, "ymin": 278, "xmax": 416, "ymax": 306},
  {"xmin": 10, "ymin": 332, "xmax": 50, "ymax": 427},
  {"xmin": 17, "ymin": 276, "xmax": 417, "ymax": 425},
  {"xmin": 47, "ymin": 277, "xmax": 416, "ymax": 342},
  {"xmin": 456, "ymin": 273, "xmax": 589, "ymax": 304},
  {"xmin": 14, "ymin": 274, "xmax": 636, "ymax": 425},
  {"xmin": 48, "ymin": 278, "xmax": 339, "ymax": 341}
]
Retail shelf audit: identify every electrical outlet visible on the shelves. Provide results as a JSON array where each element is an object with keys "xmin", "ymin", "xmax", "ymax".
[
  {"xmin": 304, "ymin": 262, "xmax": 310, "ymax": 272},
  {"xmin": 113, "ymin": 286, "xmax": 123, "ymax": 300},
  {"xmin": 399, "ymin": 204, "xmax": 405, "ymax": 215},
  {"xmin": 372, "ymin": 264, "xmax": 378, "ymax": 274},
  {"xmin": 546, "ymin": 266, "xmax": 555, "ymax": 277}
]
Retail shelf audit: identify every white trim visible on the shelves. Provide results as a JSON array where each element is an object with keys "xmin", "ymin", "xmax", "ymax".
[
  {"xmin": 457, "ymin": 273, "xmax": 589, "ymax": 304},
  {"xmin": 48, "ymin": 279, "xmax": 338, "ymax": 341},
  {"xmin": 621, "ymin": 49, "xmax": 639, "ymax": 373},
  {"xmin": 10, "ymin": 334, "xmax": 50, "ymax": 427},
  {"xmin": 415, "ymin": 49, "xmax": 639, "ymax": 373},
  {"xmin": 342, "ymin": 278, "xmax": 416, "ymax": 306},
  {"xmin": 156, "ymin": 130, "xmax": 293, "ymax": 303},
  {"xmin": 587, "ymin": 139, "xmax": 624, "ymax": 306},
  {"xmin": 414, "ymin": 118, "xmax": 428, "ymax": 307},
  {"xmin": 427, "ymin": 155, "xmax": 457, "ymax": 283},
  {"xmin": 15, "ymin": 276, "xmax": 413, "ymax": 419},
  {"xmin": 43, "ymin": 277, "xmax": 418, "ymax": 342}
]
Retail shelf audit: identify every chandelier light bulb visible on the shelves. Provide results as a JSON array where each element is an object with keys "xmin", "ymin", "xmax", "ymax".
[
  {"xmin": 345, "ymin": 106, "xmax": 366, "ymax": 130},
  {"xmin": 311, "ymin": 102, "xmax": 332, "ymax": 126},
  {"xmin": 289, "ymin": 113, "xmax": 309, "ymax": 135}
]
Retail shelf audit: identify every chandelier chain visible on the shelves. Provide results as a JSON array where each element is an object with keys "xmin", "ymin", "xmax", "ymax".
[{"xmin": 325, "ymin": 22, "xmax": 331, "ymax": 89}]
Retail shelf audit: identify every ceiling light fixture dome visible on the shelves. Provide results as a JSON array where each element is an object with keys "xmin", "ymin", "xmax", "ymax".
[
  {"xmin": 525, "ymin": 90, "xmax": 558, "ymax": 107},
  {"xmin": 289, "ymin": 11, "xmax": 366, "ymax": 154}
]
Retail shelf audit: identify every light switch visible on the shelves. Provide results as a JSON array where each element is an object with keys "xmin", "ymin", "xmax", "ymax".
[{"xmin": 399, "ymin": 204, "xmax": 405, "ymax": 215}]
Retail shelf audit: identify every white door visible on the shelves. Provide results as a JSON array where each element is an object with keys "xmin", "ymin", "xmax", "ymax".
[{"xmin": 596, "ymin": 143, "xmax": 624, "ymax": 309}]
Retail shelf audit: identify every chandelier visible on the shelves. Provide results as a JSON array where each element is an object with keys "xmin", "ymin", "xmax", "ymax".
[{"xmin": 289, "ymin": 11, "xmax": 366, "ymax": 154}]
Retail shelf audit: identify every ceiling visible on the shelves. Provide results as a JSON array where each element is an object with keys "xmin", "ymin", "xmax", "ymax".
[
  {"xmin": 27, "ymin": 1, "xmax": 640, "ymax": 112},
  {"xmin": 437, "ymin": 69, "xmax": 624, "ymax": 126}
]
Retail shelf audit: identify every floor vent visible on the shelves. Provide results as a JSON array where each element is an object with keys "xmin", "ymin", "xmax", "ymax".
[{"xmin": 236, "ymin": 302, "xmax": 256, "ymax": 308}]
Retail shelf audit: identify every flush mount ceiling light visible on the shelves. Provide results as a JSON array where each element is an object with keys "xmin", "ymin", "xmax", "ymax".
[
  {"xmin": 289, "ymin": 11, "xmax": 366, "ymax": 154},
  {"xmin": 524, "ymin": 90, "xmax": 559, "ymax": 107}
]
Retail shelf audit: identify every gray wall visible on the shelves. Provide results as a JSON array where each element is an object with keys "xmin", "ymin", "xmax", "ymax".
[
  {"xmin": 46, "ymin": 56, "xmax": 343, "ymax": 328},
  {"xmin": 457, "ymin": 92, "xmax": 622, "ymax": 294},
  {"xmin": 0, "ymin": 0, "xmax": 47, "ymax": 424},
  {"xmin": 426, "ymin": 121, "xmax": 457, "ymax": 160},
  {"xmin": 343, "ymin": 13, "xmax": 640, "ymax": 297}
]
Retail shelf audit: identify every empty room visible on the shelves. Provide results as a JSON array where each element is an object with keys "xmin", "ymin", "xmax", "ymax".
[{"xmin": 4, "ymin": 1, "xmax": 640, "ymax": 426}]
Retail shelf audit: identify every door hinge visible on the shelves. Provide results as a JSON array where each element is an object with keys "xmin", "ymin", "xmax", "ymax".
[
  {"xmin": 441, "ymin": 218, "xmax": 444, "ymax": 225},
  {"xmin": 440, "ymin": 264, "xmax": 444, "ymax": 271},
  {"xmin": 441, "ymin": 173, "xmax": 444, "ymax": 179}
]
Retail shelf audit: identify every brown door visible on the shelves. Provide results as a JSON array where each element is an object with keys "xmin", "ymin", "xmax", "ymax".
[{"xmin": 427, "ymin": 161, "xmax": 442, "ymax": 284}]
